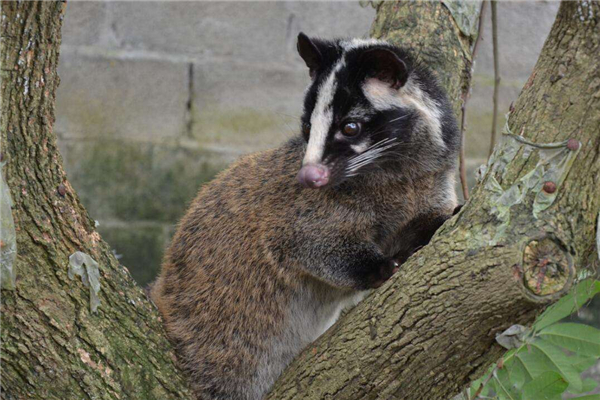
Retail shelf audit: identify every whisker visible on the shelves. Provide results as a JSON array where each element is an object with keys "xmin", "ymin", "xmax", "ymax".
[
  {"xmin": 347, "ymin": 142, "xmax": 399, "ymax": 167},
  {"xmin": 388, "ymin": 115, "xmax": 409, "ymax": 123},
  {"xmin": 346, "ymin": 144, "xmax": 398, "ymax": 172},
  {"xmin": 342, "ymin": 132, "xmax": 428, "ymax": 180},
  {"xmin": 347, "ymin": 138, "xmax": 397, "ymax": 164},
  {"xmin": 348, "ymin": 150, "xmax": 392, "ymax": 170}
]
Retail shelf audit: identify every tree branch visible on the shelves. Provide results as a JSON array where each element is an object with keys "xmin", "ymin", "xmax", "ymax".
[{"xmin": 268, "ymin": 2, "xmax": 599, "ymax": 399}]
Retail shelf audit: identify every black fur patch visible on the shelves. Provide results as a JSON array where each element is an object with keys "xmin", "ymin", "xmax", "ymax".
[{"xmin": 298, "ymin": 36, "xmax": 460, "ymax": 186}]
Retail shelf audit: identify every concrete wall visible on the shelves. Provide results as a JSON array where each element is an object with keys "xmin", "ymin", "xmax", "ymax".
[{"xmin": 56, "ymin": 1, "xmax": 560, "ymax": 286}]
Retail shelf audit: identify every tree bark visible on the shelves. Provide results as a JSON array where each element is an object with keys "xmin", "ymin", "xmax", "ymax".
[
  {"xmin": 0, "ymin": 2, "xmax": 191, "ymax": 399},
  {"xmin": 268, "ymin": 2, "xmax": 599, "ymax": 399}
]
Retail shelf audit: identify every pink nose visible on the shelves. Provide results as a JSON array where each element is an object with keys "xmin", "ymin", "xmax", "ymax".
[{"xmin": 297, "ymin": 164, "xmax": 330, "ymax": 189}]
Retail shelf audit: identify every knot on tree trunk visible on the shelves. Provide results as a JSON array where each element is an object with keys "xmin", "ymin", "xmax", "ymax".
[{"xmin": 520, "ymin": 236, "xmax": 574, "ymax": 300}]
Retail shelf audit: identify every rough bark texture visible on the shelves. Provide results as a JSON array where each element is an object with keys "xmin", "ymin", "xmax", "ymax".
[
  {"xmin": 0, "ymin": 2, "xmax": 191, "ymax": 399},
  {"xmin": 268, "ymin": 2, "xmax": 599, "ymax": 399}
]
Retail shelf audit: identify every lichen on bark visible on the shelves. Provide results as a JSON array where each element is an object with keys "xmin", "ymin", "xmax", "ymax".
[{"xmin": 0, "ymin": 159, "xmax": 17, "ymax": 289}]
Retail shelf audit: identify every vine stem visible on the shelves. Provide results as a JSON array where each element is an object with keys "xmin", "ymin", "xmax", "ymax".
[
  {"xmin": 469, "ymin": 360, "xmax": 501, "ymax": 400},
  {"xmin": 489, "ymin": 0, "xmax": 501, "ymax": 157},
  {"xmin": 470, "ymin": 367, "xmax": 496, "ymax": 400}
]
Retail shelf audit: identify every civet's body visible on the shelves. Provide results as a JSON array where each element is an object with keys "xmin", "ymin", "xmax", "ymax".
[{"xmin": 152, "ymin": 34, "xmax": 460, "ymax": 400}]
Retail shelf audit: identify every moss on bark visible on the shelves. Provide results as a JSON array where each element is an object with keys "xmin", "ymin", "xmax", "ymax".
[{"xmin": 0, "ymin": 2, "xmax": 191, "ymax": 398}]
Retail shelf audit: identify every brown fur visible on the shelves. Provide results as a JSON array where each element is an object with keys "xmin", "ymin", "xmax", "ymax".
[{"xmin": 151, "ymin": 137, "xmax": 455, "ymax": 400}]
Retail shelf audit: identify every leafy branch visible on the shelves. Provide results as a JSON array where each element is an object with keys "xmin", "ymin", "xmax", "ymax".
[{"xmin": 463, "ymin": 279, "xmax": 600, "ymax": 400}]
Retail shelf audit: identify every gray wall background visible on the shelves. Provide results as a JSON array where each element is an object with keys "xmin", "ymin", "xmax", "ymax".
[{"xmin": 56, "ymin": 1, "xmax": 560, "ymax": 286}]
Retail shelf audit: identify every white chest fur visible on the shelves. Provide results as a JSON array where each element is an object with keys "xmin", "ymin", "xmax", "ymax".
[
  {"xmin": 313, "ymin": 289, "xmax": 367, "ymax": 339},
  {"xmin": 250, "ymin": 283, "xmax": 367, "ymax": 400}
]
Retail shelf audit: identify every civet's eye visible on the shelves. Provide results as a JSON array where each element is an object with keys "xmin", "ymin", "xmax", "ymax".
[
  {"xmin": 343, "ymin": 122, "xmax": 361, "ymax": 137},
  {"xmin": 302, "ymin": 122, "xmax": 311, "ymax": 137}
]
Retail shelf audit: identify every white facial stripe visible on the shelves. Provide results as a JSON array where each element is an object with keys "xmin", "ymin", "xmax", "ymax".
[
  {"xmin": 351, "ymin": 141, "xmax": 370, "ymax": 154},
  {"xmin": 362, "ymin": 77, "xmax": 446, "ymax": 149},
  {"xmin": 303, "ymin": 59, "xmax": 345, "ymax": 165},
  {"xmin": 341, "ymin": 38, "xmax": 386, "ymax": 50}
]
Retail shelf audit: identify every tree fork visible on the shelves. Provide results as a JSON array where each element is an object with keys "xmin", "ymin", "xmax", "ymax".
[
  {"xmin": 268, "ymin": 2, "xmax": 599, "ymax": 399},
  {"xmin": 0, "ymin": 2, "xmax": 191, "ymax": 398}
]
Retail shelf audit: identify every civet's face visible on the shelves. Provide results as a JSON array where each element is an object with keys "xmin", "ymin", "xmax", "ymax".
[{"xmin": 296, "ymin": 33, "xmax": 452, "ymax": 189}]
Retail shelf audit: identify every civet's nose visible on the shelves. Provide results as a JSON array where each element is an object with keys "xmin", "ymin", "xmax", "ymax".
[{"xmin": 297, "ymin": 164, "xmax": 330, "ymax": 189}]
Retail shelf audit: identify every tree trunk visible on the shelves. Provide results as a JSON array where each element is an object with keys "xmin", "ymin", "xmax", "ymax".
[
  {"xmin": 268, "ymin": 2, "xmax": 599, "ymax": 399},
  {"xmin": 0, "ymin": 2, "xmax": 191, "ymax": 398}
]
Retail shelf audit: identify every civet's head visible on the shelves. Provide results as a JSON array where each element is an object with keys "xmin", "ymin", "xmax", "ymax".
[{"xmin": 295, "ymin": 33, "xmax": 459, "ymax": 189}]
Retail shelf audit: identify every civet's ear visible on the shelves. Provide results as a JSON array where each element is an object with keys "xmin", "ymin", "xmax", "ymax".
[
  {"xmin": 360, "ymin": 48, "xmax": 408, "ymax": 90},
  {"xmin": 297, "ymin": 32, "xmax": 322, "ymax": 78}
]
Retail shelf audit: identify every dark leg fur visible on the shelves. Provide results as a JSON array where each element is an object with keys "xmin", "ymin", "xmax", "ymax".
[
  {"xmin": 279, "ymin": 233, "xmax": 396, "ymax": 290},
  {"xmin": 391, "ymin": 205, "xmax": 462, "ymax": 265}
]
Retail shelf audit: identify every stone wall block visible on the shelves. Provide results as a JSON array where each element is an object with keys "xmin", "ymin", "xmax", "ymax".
[
  {"xmin": 191, "ymin": 62, "xmax": 309, "ymax": 152},
  {"xmin": 62, "ymin": 2, "xmax": 109, "ymax": 47},
  {"xmin": 56, "ymin": 55, "xmax": 189, "ymax": 141}
]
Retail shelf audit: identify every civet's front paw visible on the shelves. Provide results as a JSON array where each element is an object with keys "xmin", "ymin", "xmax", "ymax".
[{"xmin": 368, "ymin": 259, "xmax": 400, "ymax": 289}]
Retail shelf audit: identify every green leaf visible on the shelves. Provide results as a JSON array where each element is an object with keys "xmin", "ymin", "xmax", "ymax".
[
  {"xmin": 570, "ymin": 354, "xmax": 599, "ymax": 373},
  {"xmin": 539, "ymin": 323, "xmax": 600, "ymax": 356},
  {"xmin": 569, "ymin": 395, "xmax": 600, "ymax": 400},
  {"xmin": 468, "ymin": 377, "xmax": 483, "ymax": 398},
  {"xmin": 508, "ymin": 357, "xmax": 528, "ymax": 389},
  {"xmin": 493, "ymin": 367, "xmax": 521, "ymax": 400},
  {"xmin": 530, "ymin": 339, "xmax": 583, "ymax": 391},
  {"xmin": 533, "ymin": 280, "xmax": 600, "ymax": 331},
  {"xmin": 468, "ymin": 375, "xmax": 480, "ymax": 396},
  {"xmin": 469, "ymin": 365, "xmax": 494, "ymax": 398},
  {"xmin": 522, "ymin": 371, "xmax": 568, "ymax": 400},
  {"xmin": 582, "ymin": 377, "xmax": 599, "ymax": 392},
  {"xmin": 515, "ymin": 347, "xmax": 553, "ymax": 380}
]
